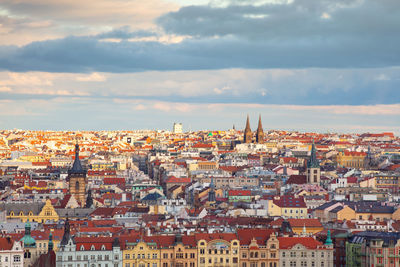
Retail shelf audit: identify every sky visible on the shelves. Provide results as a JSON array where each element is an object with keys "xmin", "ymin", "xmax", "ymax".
[{"xmin": 0, "ymin": 0, "xmax": 399, "ymax": 133}]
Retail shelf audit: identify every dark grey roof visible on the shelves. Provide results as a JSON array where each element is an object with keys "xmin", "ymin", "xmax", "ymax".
[
  {"xmin": 55, "ymin": 208, "xmax": 95, "ymax": 218},
  {"xmin": 68, "ymin": 144, "xmax": 86, "ymax": 175},
  {"xmin": 349, "ymin": 231, "xmax": 400, "ymax": 247},
  {"xmin": 0, "ymin": 202, "xmax": 44, "ymax": 216}
]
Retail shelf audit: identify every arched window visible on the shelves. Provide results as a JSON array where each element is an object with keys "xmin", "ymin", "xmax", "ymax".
[{"xmin": 76, "ymin": 181, "xmax": 80, "ymax": 190}]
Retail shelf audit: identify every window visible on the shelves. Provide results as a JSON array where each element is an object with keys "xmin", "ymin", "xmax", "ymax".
[
  {"xmin": 77, "ymin": 255, "xmax": 81, "ymax": 261},
  {"xmin": 242, "ymin": 252, "xmax": 247, "ymax": 258},
  {"xmin": 13, "ymin": 255, "xmax": 21, "ymax": 262},
  {"xmin": 290, "ymin": 252, "xmax": 296, "ymax": 257},
  {"xmin": 126, "ymin": 254, "xmax": 130, "ymax": 259},
  {"xmin": 126, "ymin": 264, "xmax": 130, "ymax": 267}
]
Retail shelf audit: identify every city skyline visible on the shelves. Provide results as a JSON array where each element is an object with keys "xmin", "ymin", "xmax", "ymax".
[{"xmin": 0, "ymin": 0, "xmax": 399, "ymax": 133}]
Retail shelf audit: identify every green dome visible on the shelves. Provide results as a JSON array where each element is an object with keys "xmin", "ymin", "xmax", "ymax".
[{"xmin": 21, "ymin": 221, "xmax": 36, "ymax": 248}]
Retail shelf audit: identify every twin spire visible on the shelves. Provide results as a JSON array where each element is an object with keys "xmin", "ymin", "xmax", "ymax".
[{"xmin": 244, "ymin": 114, "xmax": 264, "ymax": 144}]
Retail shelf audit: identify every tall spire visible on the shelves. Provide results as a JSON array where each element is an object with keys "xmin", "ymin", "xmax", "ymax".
[
  {"xmin": 244, "ymin": 115, "xmax": 252, "ymax": 143},
  {"xmin": 307, "ymin": 139, "xmax": 319, "ymax": 168},
  {"xmin": 245, "ymin": 115, "xmax": 251, "ymax": 131},
  {"xmin": 256, "ymin": 114, "xmax": 264, "ymax": 144},
  {"xmin": 70, "ymin": 142, "xmax": 85, "ymax": 174},
  {"xmin": 208, "ymin": 177, "xmax": 216, "ymax": 202},
  {"xmin": 325, "ymin": 230, "xmax": 333, "ymax": 246},
  {"xmin": 48, "ymin": 232, "xmax": 54, "ymax": 252},
  {"xmin": 60, "ymin": 217, "xmax": 71, "ymax": 246}
]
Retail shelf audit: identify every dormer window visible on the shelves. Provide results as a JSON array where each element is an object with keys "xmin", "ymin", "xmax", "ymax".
[
  {"xmin": 101, "ymin": 245, "xmax": 106, "ymax": 250},
  {"xmin": 80, "ymin": 245, "xmax": 85, "ymax": 251},
  {"xmin": 91, "ymin": 245, "xmax": 95, "ymax": 251}
]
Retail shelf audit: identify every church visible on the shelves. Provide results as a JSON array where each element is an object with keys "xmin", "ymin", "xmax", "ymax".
[{"xmin": 243, "ymin": 115, "xmax": 264, "ymax": 144}]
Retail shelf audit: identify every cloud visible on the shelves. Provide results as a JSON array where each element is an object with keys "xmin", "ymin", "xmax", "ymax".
[
  {"xmin": 95, "ymin": 27, "xmax": 159, "ymax": 40},
  {"xmin": 0, "ymin": 1, "xmax": 399, "ymax": 71},
  {"xmin": 0, "ymin": 86, "xmax": 11, "ymax": 92},
  {"xmin": 1, "ymin": 67, "xmax": 400, "ymax": 106},
  {"xmin": 213, "ymin": 85, "xmax": 232, "ymax": 94},
  {"xmin": 76, "ymin": 72, "xmax": 106, "ymax": 82}
]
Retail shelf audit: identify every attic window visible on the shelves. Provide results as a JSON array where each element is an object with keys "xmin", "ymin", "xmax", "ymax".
[
  {"xmin": 91, "ymin": 245, "xmax": 95, "ymax": 250},
  {"xmin": 80, "ymin": 245, "xmax": 85, "ymax": 251},
  {"xmin": 101, "ymin": 245, "xmax": 106, "ymax": 250}
]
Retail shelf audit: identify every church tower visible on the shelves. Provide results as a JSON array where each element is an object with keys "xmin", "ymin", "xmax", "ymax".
[
  {"xmin": 208, "ymin": 178, "xmax": 216, "ymax": 202},
  {"xmin": 256, "ymin": 114, "xmax": 264, "ymax": 144},
  {"xmin": 68, "ymin": 143, "xmax": 87, "ymax": 207},
  {"xmin": 243, "ymin": 115, "xmax": 252, "ymax": 143},
  {"xmin": 306, "ymin": 139, "xmax": 320, "ymax": 184}
]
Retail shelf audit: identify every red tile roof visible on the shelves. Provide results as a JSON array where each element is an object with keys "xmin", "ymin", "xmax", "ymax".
[
  {"xmin": 237, "ymin": 229, "xmax": 277, "ymax": 245},
  {"xmin": 287, "ymin": 219, "xmax": 323, "ymax": 228}
]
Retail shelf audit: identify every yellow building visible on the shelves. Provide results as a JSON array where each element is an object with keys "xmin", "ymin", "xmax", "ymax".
[
  {"xmin": 238, "ymin": 229, "xmax": 279, "ymax": 267},
  {"xmin": 336, "ymin": 151, "xmax": 366, "ymax": 169},
  {"xmin": 268, "ymin": 196, "xmax": 308, "ymax": 219},
  {"xmin": 123, "ymin": 239, "xmax": 160, "ymax": 267},
  {"xmin": 196, "ymin": 233, "xmax": 240, "ymax": 267},
  {"xmin": 160, "ymin": 235, "xmax": 197, "ymax": 267},
  {"xmin": 4, "ymin": 199, "xmax": 59, "ymax": 223}
]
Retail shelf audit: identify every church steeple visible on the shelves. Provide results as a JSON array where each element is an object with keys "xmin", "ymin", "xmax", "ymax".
[
  {"xmin": 244, "ymin": 115, "xmax": 252, "ymax": 143},
  {"xmin": 307, "ymin": 139, "xmax": 321, "ymax": 184},
  {"xmin": 68, "ymin": 142, "xmax": 87, "ymax": 207},
  {"xmin": 307, "ymin": 139, "xmax": 319, "ymax": 168},
  {"xmin": 208, "ymin": 178, "xmax": 216, "ymax": 202},
  {"xmin": 256, "ymin": 114, "xmax": 264, "ymax": 144}
]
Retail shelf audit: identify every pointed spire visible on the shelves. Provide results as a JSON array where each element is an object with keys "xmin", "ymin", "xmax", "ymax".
[
  {"xmin": 257, "ymin": 114, "xmax": 263, "ymax": 131},
  {"xmin": 307, "ymin": 138, "xmax": 319, "ymax": 168},
  {"xmin": 70, "ymin": 142, "xmax": 85, "ymax": 174},
  {"xmin": 302, "ymin": 224, "xmax": 307, "ymax": 236},
  {"xmin": 208, "ymin": 178, "xmax": 216, "ymax": 202},
  {"xmin": 256, "ymin": 114, "xmax": 264, "ymax": 144},
  {"xmin": 48, "ymin": 232, "xmax": 54, "ymax": 252},
  {"xmin": 245, "ymin": 115, "xmax": 251, "ymax": 131},
  {"xmin": 60, "ymin": 217, "xmax": 71, "ymax": 246},
  {"xmin": 244, "ymin": 115, "xmax": 252, "ymax": 143},
  {"xmin": 325, "ymin": 230, "xmax": 333, "ymax": 246}
]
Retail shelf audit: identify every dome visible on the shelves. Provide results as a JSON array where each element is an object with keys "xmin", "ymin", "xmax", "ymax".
[{"xmin": 20, "ymin": 221, "xmax": 36, "ymax": 248}]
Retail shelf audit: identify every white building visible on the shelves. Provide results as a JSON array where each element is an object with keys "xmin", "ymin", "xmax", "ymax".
[
  {"xmin": 0, "ymin": 237, "xmax": 24, "ymax": 267},
  {"xmin": 56, "ymin": 220, "xmax": 122, "ymax": 267},
  {"xmin": 173, "ymin": 123, "xmax": 183, "ymax": 134}
]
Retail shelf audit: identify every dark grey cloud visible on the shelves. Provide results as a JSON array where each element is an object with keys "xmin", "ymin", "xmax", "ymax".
[
  {"xmin": 0, "ymin": 0, "xmax": 399, "ymax": 72},
  {"xmin": 158, "ymin": 0, "xmax": 400, "ymax": 40}
]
